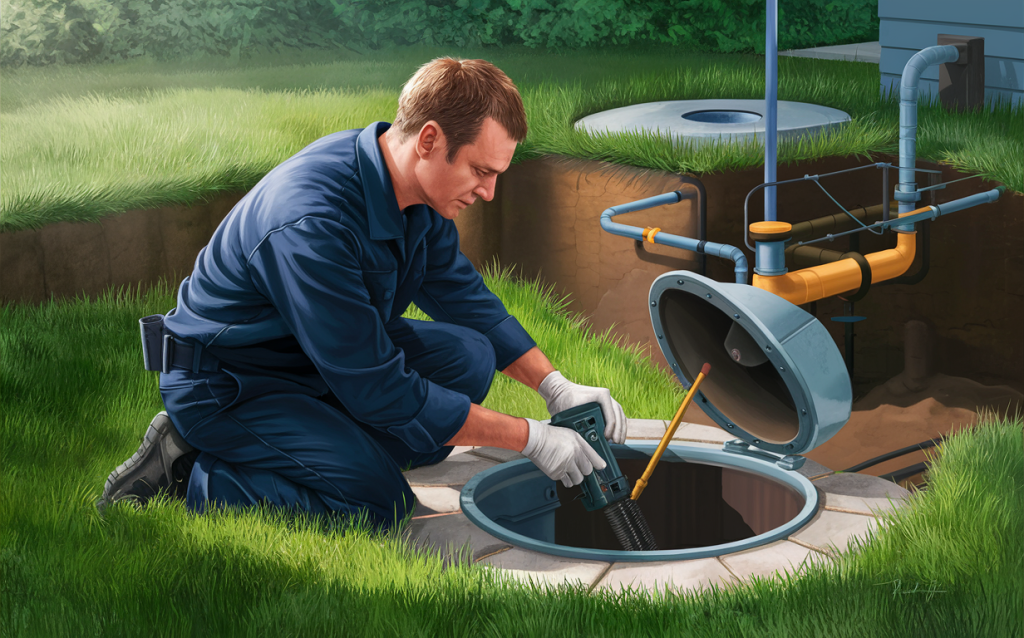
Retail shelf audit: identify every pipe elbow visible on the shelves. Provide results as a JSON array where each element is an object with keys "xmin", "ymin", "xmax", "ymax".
[
  {"xmin": 729, "ymin": 247, "xmax": 749, "ymax": 284},
  {"xmin": 754, "ymin": 229, "xmax": 918, "ymax": 304},
  {"xmin": 867, "ymin": 229, "xmax": 917, "ymax": 282},
  {"xmin": 752, "ymin": 271, "xmax": 813, "ymax": 304},
  {"xmin": 902, "ymin": 45, "xmax": 960, "ymax": 92}
]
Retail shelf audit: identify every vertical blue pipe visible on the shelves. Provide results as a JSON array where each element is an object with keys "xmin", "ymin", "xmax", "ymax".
[
  {"xmin": 765, "ymin": 0, "xmax": 778, "ymax": 222},
  {"xmin": 896, "ymin": 45, "xmax": 960, "ymax": 217}
]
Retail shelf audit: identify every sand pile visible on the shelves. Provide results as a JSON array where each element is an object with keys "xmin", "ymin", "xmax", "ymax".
[
  {"xmin": 805, "ymin": 373, "xmax": 1022, "ymax": 480},
  {"xmin": 685, "ymin": 372, "xmax": 1022, "ymax": 483}
]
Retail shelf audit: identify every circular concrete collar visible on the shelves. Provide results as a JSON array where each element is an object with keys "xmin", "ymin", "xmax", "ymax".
[
  {"xmin": 461, "ymin": 442, "xmax": 819, "ymax": 563},
  {"xmin": 575, "ymin": 99, "xmax": 851, "ymax": 147}
]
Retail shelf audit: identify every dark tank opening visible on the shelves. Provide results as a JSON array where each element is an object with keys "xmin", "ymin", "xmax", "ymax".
[
  {"xmin": 659, "ymin": 288, "xmax": 799, "ymax": 444},
  {"xmin": 553, "ymin": 458, "xmax": 805, "ymax": 552}
]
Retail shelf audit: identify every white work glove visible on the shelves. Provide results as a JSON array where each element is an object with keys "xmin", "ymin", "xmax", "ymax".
[
  {"xmin": 521, "ymin": 418, "xmax": 607, "ymax": 488},
  {"xmin": 538, "ymin": 371, "xmax": 628, "ymax": 444}
]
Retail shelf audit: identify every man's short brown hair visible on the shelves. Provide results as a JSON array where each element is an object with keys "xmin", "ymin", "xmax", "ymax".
[{"xmin": 391, "ymin": 57, "xmax": 528, "ymax": 163}]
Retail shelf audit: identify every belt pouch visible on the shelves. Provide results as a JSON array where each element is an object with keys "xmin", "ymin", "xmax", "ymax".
[{"xmin": 140, "ymin": 314, "xmax": 166, "ymax": 372}]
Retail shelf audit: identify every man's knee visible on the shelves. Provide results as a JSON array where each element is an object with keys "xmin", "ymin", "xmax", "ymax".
[{"xmin": 455, "ymin": 329, "xmax": 496, "ymax": 404}]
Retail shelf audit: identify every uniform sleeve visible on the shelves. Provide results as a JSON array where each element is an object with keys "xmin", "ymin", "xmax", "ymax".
[
  {"xmin": 247, "ymin": 216, "xmax": 470, "ymax": 453},
  {"xmin": 413, "ymin": 217, "xmax": 537, "ymax": 371}
]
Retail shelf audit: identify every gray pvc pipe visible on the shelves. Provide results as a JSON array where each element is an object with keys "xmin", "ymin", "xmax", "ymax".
[
  {"xmin": 600, "ymin": 192, "xmax": 750, "ymax": 284},
  {"xmin": 897, "ymin": 45, "xmax": 961, "ymax": 214},
  {"xmin": 886, "ymin": 187, "xmax": 1003, "ymax": 232}
]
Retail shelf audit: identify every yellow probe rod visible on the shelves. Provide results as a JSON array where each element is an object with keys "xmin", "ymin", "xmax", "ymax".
[{"xmin": 630, "ymin": 362, "xmax": 711, "ymax": 501}]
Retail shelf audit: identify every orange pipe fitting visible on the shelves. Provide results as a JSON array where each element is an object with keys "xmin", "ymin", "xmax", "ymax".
[
  {"xmin": 642, "ymin": 227, "xmax": 662, "ymax": 243},
  {"xmin": 752, "ymin": 210, "xmax": 924, "ymax": 305}
]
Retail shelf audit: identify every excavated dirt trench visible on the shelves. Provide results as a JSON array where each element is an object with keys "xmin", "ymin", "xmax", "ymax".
[{"xmin": 3, "ymin": 154, "xmax": 1021, "ymax": 478}]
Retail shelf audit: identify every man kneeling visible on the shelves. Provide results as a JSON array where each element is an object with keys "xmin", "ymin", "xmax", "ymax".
[{"xmin": 98, "ymin": 57, "xmax": 628, "ymax": 531}]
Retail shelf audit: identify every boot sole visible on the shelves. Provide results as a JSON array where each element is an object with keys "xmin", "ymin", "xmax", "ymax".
[{"xmin": 97, "ymin": 412, "xmax": 194, "ymax": 513}]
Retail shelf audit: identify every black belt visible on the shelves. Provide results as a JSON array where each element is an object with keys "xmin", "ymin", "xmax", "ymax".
[
  {"xmin": 140, "ymin": 313, "xmax": 221, "ymax": 374},
  {"xmin": 162, "ymin": 336, "xmax": 221, "ymax": 374}
]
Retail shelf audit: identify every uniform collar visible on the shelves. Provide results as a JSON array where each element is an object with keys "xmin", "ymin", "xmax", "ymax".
[{"xmin": 356, "ymin": 121, "xmax": 405, "ymax": 241}]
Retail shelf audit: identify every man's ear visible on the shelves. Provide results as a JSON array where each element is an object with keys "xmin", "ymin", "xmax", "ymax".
[{"xmin": 416, "ymin": 121, "xmax": 444, "ymax": 160}]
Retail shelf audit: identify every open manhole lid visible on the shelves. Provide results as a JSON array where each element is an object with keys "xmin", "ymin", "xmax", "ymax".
[{"xmin": 649, "ymin": 271, "xmax": 852, "ymax": 459}]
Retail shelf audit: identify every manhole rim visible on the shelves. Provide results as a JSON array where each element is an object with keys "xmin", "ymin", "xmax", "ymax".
[
  {"xmin": 681, "ymin": 109, "xmax": 765, "ymax": 124},
  {"xmin": 572, "ymin": 99, "xmax": 851, "ymax": 146},
  {"xmin": 461, "ymin": 442, "xmax": 820, "ymax": 563}
]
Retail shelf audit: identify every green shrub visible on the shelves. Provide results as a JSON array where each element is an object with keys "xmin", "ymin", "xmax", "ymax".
[
  {"xmin": 1, "ymin": 0, "xmax": 351, "ymax": 67},
  {"xmin": 0, "ymin": 0, "xmax": 879, "ymax": 67},
  {"xmin": 327, "ymin": 0, "xmax": 879, "ymax": 51},
  {"xmin": 648, "ymin": 0, "xmax": 879, "ymax": 54}
]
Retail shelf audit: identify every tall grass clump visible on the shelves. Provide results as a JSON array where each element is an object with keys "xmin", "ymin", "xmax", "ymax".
[
  {"xmin": 520, "ymin": 55, "xmax": 895, "ymax": 175},
  {"xmin": 2, "ymin": 269, "xmax": 1023, "ymax": 635},
  {"xmin": 0, "ymin": 86, "xmax": 398, "ymax": 232},
  {"xmin": 830, "ymin": 408, "xmax": 1024, "ymax": 635},
  {"xmin": 2, "ymin": 48, "xmax": 1019, "ymax": 233}
]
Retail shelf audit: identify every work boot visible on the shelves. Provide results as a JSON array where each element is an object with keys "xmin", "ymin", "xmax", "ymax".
[{"xmin": 97, "ymin": 411, "xmax": 199, "ymax": 513}]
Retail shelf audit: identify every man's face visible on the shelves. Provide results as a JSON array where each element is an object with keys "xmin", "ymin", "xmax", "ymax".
[{"xmin": 415, "ymin": 117, "xmax": 516, "ymax": 220}]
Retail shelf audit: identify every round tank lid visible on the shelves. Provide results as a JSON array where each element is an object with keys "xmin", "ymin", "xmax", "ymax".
[{"xmin": 648, "ymin": 270, "xmax": 852, "ymax": 457}]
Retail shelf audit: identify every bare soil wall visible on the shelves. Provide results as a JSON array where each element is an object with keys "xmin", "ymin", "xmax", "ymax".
[
  {"xmin": 457, "ymin": 153, "xmax": 1023, "ymax": 397},
  {"xmin": 3, "ymin": 154, "xmax": 1020, "ymax": 399},
  {"xmin": 1, "ymin": 192, "xmax": 246, "ymax": 306}
]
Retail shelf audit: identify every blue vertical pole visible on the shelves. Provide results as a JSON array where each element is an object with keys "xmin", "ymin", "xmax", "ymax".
[{"xmin": 765, "ymin": 0, "xmax": 778, "ymax": 222}]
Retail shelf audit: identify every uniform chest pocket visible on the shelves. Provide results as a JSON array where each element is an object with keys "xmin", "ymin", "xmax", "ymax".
[{"xmin": 362, "ymin": 270, "xmax": 397, "ymax": 316}]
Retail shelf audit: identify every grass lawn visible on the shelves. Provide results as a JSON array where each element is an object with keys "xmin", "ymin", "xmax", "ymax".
[
  {"xmin": 1, "ymin": 263, "xmax": 1022, "ymax": 636},
  {"xmin": 1, "ymin": 44, "xmax": 1021, "ymax": 233}
]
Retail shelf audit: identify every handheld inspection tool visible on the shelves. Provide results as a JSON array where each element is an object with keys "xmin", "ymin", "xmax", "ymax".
[
  {"xmin": 549, "ymin": 403, "xmax": 658, "ymax": 551},
  {"xmin": 549, "ymin": 362, "xmax": 712, "ymax": 552}
]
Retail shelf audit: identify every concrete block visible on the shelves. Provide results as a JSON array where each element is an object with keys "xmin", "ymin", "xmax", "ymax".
[
  {"xmin": 403, "ymin": 453, "xmax": 498, "ymax": 487},
  {"xmin": 790, "ymin": 509, "xmax": 880, "ymax": 556},
  {"xmin": 468, "ymin": 447, "xmax": 525, "ymax": 464},
  {"xmin": 797, "ymin": 458, "xmax": 833, "ymax": 479},
  {"xmin": 404, "ymin": 512, "xmax": 512, "ymax": 564},
  {"xmin": 666, "ymin": 440, "xmax": 723, "ymax": 451},
  {"xmin": 719, "ymin": 540, "xmax": 833, "ymax": 584},
  {"xmin": 411, "ymin": 486, "xmax": 462, "ymax": 517},
  {"xmin": 596, "ymin": 557, "xmax": 738, "ymax": 597},
  {"xmin": 625, "ymin": 419, "xmax": 668, "ymax": 440},
  {"xmin": 813, "ymin": 472, "xmax": 911, "ymax": 500},
  {"xmin": 476, "ymin": 547, "xmax": 609, "ymax": 592},
  {"xmin": 671, "ymin": 422, "xmax": 732, "ymax": 443},
  {"xmin": 823, "ymin": 491, "xmax": 911, "ymax": 517}
]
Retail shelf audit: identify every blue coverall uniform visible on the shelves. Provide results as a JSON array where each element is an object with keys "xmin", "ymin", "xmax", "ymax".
[{"xmin": 159, "ymin": 121, "xmax": 537, "ymax": 530}]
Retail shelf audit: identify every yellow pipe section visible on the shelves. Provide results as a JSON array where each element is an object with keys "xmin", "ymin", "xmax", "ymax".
[
  {"xmin": 631, "ymin": 362, "xmax": 711, "ymax": 502},
  {"xmin": 752, "ymin": 209, "xmax": 926, "ymax": 305}
]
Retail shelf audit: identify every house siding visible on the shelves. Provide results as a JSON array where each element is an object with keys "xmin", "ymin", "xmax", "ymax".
[{"xmin": 879, "ymin": 0, "xmax": 1023, "ymax": 109}]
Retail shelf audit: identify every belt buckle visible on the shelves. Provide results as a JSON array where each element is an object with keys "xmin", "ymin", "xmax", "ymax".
[{"xmin": 162, "ymin": 334, "xmax": 174, "ymax": 374}]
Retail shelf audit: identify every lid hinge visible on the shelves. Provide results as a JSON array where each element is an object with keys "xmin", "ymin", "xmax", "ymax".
[{"xmin": 723, "ymin": 439, "xmax": 806, "ymax": 471}]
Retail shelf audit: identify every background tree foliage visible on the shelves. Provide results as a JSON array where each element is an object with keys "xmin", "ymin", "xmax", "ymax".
[{"xmin": 1, "ymin": 0, "xmax": 879, "ymax": 67}]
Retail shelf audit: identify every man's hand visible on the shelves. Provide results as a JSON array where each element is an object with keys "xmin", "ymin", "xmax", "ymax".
[
  {"xmin": 521, "ymin": 418, "xmax": 607, "ymax": 487},
  {"xmin": 538, "ymin": 371, "xmax": 628, "ymax": 444}
]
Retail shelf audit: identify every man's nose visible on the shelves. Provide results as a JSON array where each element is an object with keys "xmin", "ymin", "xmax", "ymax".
[{"xmin": 474, "ymin": 174, "xmax": 498, "ymax": 201}]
